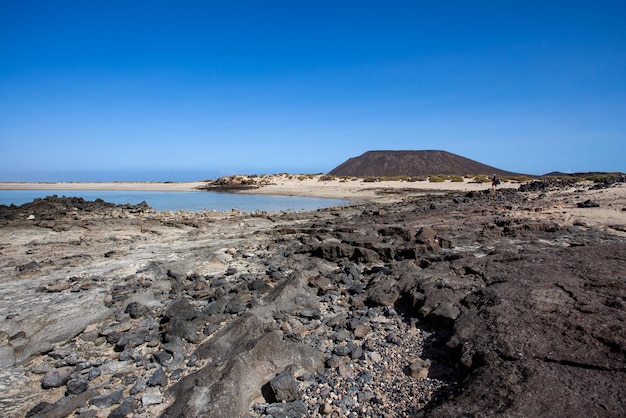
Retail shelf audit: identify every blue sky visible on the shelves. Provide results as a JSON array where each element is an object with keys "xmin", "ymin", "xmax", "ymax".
[{"xmin": 1, "ymin": 1, "xmax": 625, "ymax": 181}]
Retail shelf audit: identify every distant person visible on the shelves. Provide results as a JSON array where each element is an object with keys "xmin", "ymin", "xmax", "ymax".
[{"xmin": 491, "ymin": 174, "xmax": 500, "ymax": 190}]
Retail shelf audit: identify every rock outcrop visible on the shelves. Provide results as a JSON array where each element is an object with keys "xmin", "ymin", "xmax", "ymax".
[{"xmin": 0, "ymin": 181, "xmax": 624, "ymax": 417}]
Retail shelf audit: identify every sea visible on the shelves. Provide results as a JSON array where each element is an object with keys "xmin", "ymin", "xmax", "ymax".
[{"xmin": 0, "ymin": 190, "xmax": 348, "ymax": 213}]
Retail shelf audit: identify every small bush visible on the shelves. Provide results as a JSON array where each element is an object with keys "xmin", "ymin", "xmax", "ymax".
[
  {"xmin": 429, "ymin": 175, "xmax": 447, "ymax": 183},
  {"xmin": 585, "ymin": 173, "xmax": 624, "ymax": 184},
  {"xmin": 473, "ymin": 175, "xmax": 490, "ymax": 183},
  {"xmin": 541, "ymin": 175, "xmax": 583, "ymax": 184},
  {"xmin": 503, "ymin": 175, "xmax": 533, "ymax": 183},
  {"xmin": 378, "ymin": 176, "xmax": 409, "ymax": 182},
  {"xmin": 450, "ymin": 175, "xmax": 464, "ymax": 182}
]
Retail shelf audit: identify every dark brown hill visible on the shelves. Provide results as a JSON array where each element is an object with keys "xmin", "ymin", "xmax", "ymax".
[{"xmin": 328, "ymin": 150, "xmax": 523, "ymax": 177}]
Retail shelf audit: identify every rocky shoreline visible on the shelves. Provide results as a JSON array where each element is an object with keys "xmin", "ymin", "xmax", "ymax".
[{"xmin": 1, "ymin": 180, "xmax": 624, "ymax": 417}]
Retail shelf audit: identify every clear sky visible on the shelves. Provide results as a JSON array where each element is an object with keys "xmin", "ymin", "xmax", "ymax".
[{"xmin": 1, "ymin": 1, "xmax": 624, "ymax": 181}]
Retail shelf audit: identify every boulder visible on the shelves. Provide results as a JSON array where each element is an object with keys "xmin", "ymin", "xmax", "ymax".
[
  {"xmin": 268, "ymin": 366, "xmax": 301, "ymax": 402},
  {"xmin": 365, "ymin": 277, "xmax": 400, "ymax": 306},
  {"xmin": 164, "ymin": 298, "xmax": 197, "ymax": 321},
  {"xmin": 165, "ymin": 327, "xmax": 324, "ymax": 417}
]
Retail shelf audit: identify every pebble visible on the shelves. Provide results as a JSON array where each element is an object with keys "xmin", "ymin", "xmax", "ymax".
[
  {"xmin": 250, "ymin": 299, "xmax": 453, "ymax": 417},
  {"xmin": 319, "ymin": 402, "xmax": 332, "ymax": 414}
]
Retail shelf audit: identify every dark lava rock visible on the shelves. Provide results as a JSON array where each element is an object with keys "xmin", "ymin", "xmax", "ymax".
[
  {"xmin": 519, "ymin": 181, "xmax": 547, "ymax": 192},
  {"xmin": 148, "ymin": 367, "xmax": 168, "ymax": 387},
  {"xmin": 224, "ymin": 299, "xmax": 247, "ymax": 314},
  {"xmin": 124, "ymin": 301, "xmax": 147, "ymax": 319},
  {"xmin": 18, "ymin": 261, "xmax": 40, "ymax": 272},
  {"xmin": 427, "ymin": 302, "xmax": 460, "ymax": 328},
  {"xmin": 264, "ymin": 399, "xmax": 308, "ymax": 418},
  {"xmin": 203, "ymin": 299, "xmax": 227, "ymax": 315},
  {"xmin": 41, "ymin": 366, "xmax": 74, "ymax": 389},
  {"xmin": 108, "ymin": 398, "xmax": 135, "ymax": 418},
  {"xmin": 27, "ymin": 389, "xmax": 97, "ymax": 418},
  {"xmin": 165, "ymin": 317, "xmax": 199, "ymax": 343},
  {"xmin": 425, "ymin": 241, "xmax": 626, "ymax": 417},
  {"xmin": 364, "ymin": 277, "xmax": 400, "ymax": 306},
  {"xmin": 165, "ymin": 298, "xmax": 197, "ymax": 321},
  {"xmin": 333, "ymin": 344, "xmax": 354, "ymax": 356},
  {"xmin": 115, "ymin": 329, "xmax": 151, "ymax": 350},
  {"xmin": 326, "ymin": 354, "xmax": 343, "ymax": 368},
  {"xmin": 26, "ymin": 402, "xmax": 55, "ymax": 417},
  {"xmin": 162, "ymin": 336, "xmax": 184, "ymax": 355},
  {"xmin": 248, "ymin": 279, "xmax": 271, "ymax": 293},
  {"xmin": 1, "ymin": 196, "xmax": 152, "ymax": 224},
  {"xmin": 267, "ymin": 366, "xmax": 302, "ymax": 403},
  {"xmin": 153, "ymin": 350, "xmax": 173, "ymax": 366},
  {"xmin": 90, "ymin": 388, "xmax": 124, "ymax": 409},
  {"xmin": 130, "ymin": 378, "xmax": 146, "ymax": 395},
  {"xmin": 385, "ymin": 333, "xmax": 403, "ymax": 346},
  {"xmin": 66, "ymin": 377, "xmax": 89, "ymax": 394},
  {"xmin": 577, "ymin": 199, "xmax": 600, "ymax": 208}
]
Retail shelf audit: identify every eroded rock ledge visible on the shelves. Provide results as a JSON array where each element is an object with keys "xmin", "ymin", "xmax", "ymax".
[{"xmin": 0, "ymin": 183, "xmax": 624, "ymax": 417}]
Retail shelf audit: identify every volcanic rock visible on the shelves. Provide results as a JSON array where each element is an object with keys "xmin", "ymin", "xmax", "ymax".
[
  {"xmin": 41, "ymin": 366, "xmax": 74, "ymax": 389},
  {"xmin": 1, "ymin": 184, "xmax": 624, "ymax": 418},
  {"xmin": 89, "ymin": 388, "xmax": 123, "ymax": 408},
  {"xmin": 267, "ymin": 366, "xmax": 301, "ymax": 402},
  {"xmin": 328, "ymin": 150, "xmax": 524, "ymax": 177}
]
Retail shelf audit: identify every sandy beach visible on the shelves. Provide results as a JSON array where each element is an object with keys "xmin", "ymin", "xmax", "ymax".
[
  {"xmin": 235, "ymin": 175, "xmax": 520, "ymax": 199},
  {"xmin": 0, "ymin": 174, "xmax": 518, "ymax": 200}
]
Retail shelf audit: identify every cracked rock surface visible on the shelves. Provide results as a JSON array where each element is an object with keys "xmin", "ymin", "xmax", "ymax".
[{"xmin": 0, "ymin": 182, "xmax": 624, "ymax": 417}]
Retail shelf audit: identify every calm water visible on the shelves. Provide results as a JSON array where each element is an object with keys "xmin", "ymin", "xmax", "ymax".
[{"xmin": 0, "ymin": 190, "xmax": 348, "ymax": 212}]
